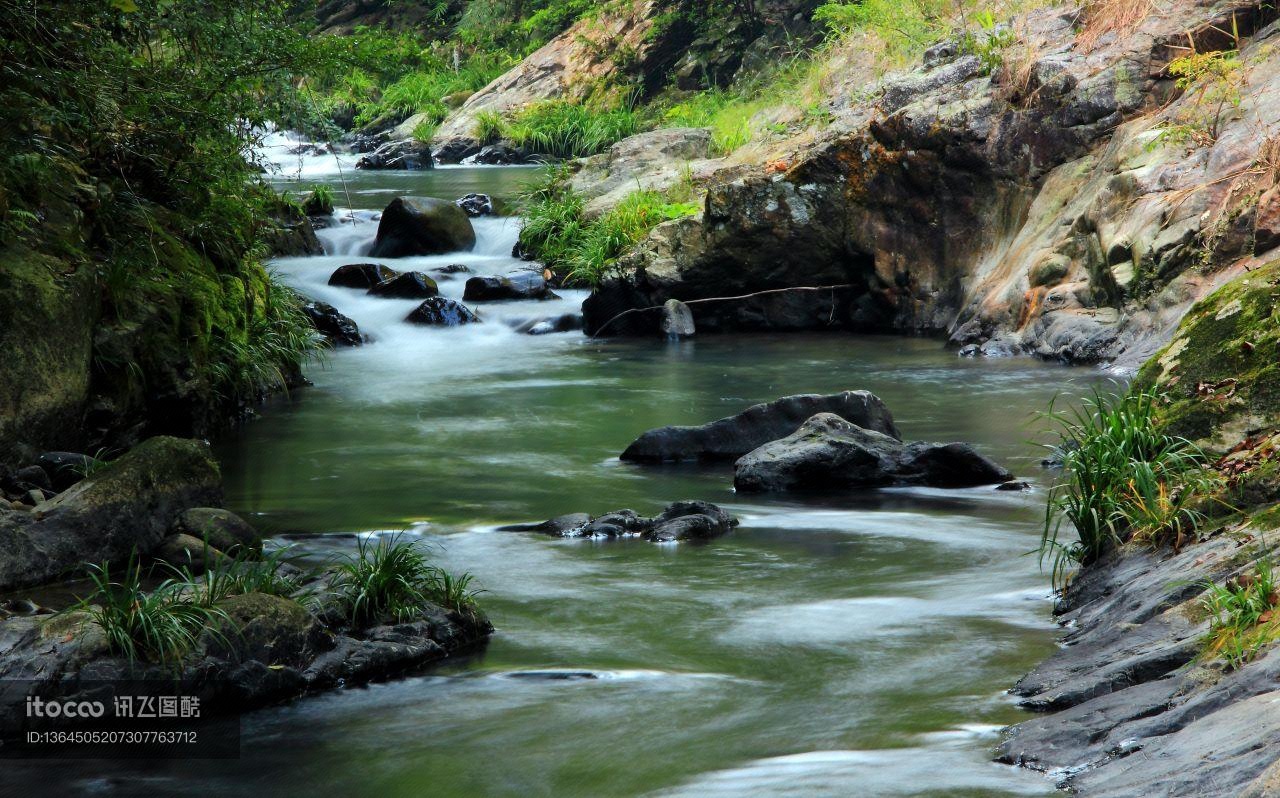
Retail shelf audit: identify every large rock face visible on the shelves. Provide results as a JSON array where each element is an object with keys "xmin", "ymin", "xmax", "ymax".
[
  {"xmin": 732, "ymin": 413, "xmax": 1011, "ymax": 491},
  {"xmin": 584, "ymin": 2, "xmax": 1280, "ymax": 366},
  {"xmin": 0, "ymin": 436, "xmax": 222, "ymax": 590},
  {"xmin": 570, "ymin": 127, "xmax": 716, "ymax": 217},
  {"xmin": 368, "ymin": 197, "xmax": 476, "ymax": 258},
  {"xmin": 621, "ymin": 390, "xmax": 900, "ymax": 463}
]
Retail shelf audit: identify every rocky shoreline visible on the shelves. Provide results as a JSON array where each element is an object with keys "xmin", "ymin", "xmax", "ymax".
[{"xmin": 998, "ymin": 527, "xmax": 1280, "ymax": 796}]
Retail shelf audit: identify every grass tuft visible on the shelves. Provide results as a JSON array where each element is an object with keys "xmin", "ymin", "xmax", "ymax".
[
  {"xmin": 1040, "ymin": 389, "xmax": 1210, "ymax": 589},
  {"xmin": 331, "ymin": 536, "xmax": 480, "ymax": 627},
  {"xmin": 1201, "ymin": 558, "xmax": 1280, "ymax": 669}
]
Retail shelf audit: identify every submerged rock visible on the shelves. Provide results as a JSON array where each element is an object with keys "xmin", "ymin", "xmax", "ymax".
[
  {"xmin": 405, "ymin": 297, "xmax": 481, "ymax": 326},
  {"xmin": 498, "ymin": 501, "xmax": 737, "ymax": 543},
  {"xmin": 367, "ymin": 271, "xmax": 440, "ymax": 299},
  {"xmin": 328, "ymin": 263, "xmax": 397, "ymax": 289},
  {"xmin": 369, "ymin": 196, "xmax": 476, "ymax": 258},
  {"xmin": 621, "ymin": 391, "xmax": 901, "ymax": 463},
  {"xmin": 463, "ymin": 272, "xmax": 552, "ymax": 301},
  {"xmin": 733, "ymin": 413, "xmax": 1012, "ymax": 492},
  {"xmin": 302, "ymin": 300, "xmax": 363, "ymax": 347}
]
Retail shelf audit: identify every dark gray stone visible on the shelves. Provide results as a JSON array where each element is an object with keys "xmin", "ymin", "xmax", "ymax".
[
  {"xmin": 463, "ymin": 272, "xmax": 552, "ymax": 301},
  {"xmin": 621, "ymin": 391, "xmax": 901, "ymax": 463},
  {"xmin": 404, "ymin": 297, "xmax": 481, "ymax": 326},
  {"xmin": 368, "ymin": 271, "xmax": 440, "ymax": 299},
  {"xmin": 733, "ymin": 413, "xmax": 1012, "ymax": 492},
  {"xmin": 329, "ymin": 263, "xmax": 397, "ymax": 289},
  {"xmin": 369, "ymin": 197, "xmax": 476, "ymax": 258}
]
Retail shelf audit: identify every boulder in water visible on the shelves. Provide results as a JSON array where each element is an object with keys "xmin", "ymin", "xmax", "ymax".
[
  {"xmin": 405, "ymin": 297, "xmax": 481, "ymax": 326},
  {"xmin": 430, "ymin": 264, "xmax": 473, "ymax": 281},
  {"xmin": 302, "ymin": 301, "xmax": 363, "ymax": 347},
  {"xmin": 368, "ymin": 272, "xmax": 440, "ymax": 299},
  {"xmin": 355, "ymin": 139, "xmax": 434, "ymax": 170},
  {"xmin": 660, "ymin": 299, "xmax": 695, "ymax": 338},
  {"xmin": 171, "ymin": 507, "xmax": 260, "ymax": 555},
  {"xmin": 368, "ymin": 197, "xmax": 476, "ymax": 258},
  {"xmin": 455, "ymin": 193, "xmax": 495, "ymax": 217},
  {"xmin": 463, "ymin": 272, "xmax": 551, "ymax": 301},
  {"xmin": 732, "ymin": 413, "xmax": 1012, "ymax": 492},
  {"xmin": 621, "ymin": 391, "xmax": 901, "ymax": 463},
  {"xmin": 461, "ymin": 145, "xmax": 528, "ymax": 165},
  {"xmin": 329, "ymin": 263, "xmax": 398, "ymax": 289}
]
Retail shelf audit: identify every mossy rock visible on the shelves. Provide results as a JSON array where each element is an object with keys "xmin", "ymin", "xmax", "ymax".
[
  {"xmin": 172, "ymin": 507, "xmax": 260, "ymax": 554},
  {"xmin": 209, "ymin": 592, "xmax": 327, "ymax": 668},
  {"xmin": 1134, "ymin": 257, "xmax": 1280, "ymax": 452}
]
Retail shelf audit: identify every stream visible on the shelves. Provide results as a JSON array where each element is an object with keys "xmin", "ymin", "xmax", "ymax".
[{"xmin": 26, "ymin": 133, "xmax": 1110, "ymax": 797}]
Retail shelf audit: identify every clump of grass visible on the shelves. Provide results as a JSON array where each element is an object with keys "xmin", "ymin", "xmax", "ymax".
[
  {"xmin": 302, "ymin": 185, "xmax": 334, "ymax": 216},
  {"xmin": 1201, "ymin": 558, "xmax": 1280, "ymax": 669},
  {"xmin": 75, "ymin": 558, "xmax": 229, "ymax": 667},
  {"xmin": 473, "ymin": 110, "xmax": 506, "ymax": 145},
  {"xmin": 1075, "ymin": 0, "xmax": 1155, "ymax": 51},
  {"xmin": 331, "ymin": 536, "xmax": 480, "ymax": 626},
  {"xmin": 516, "ymin": 167, "xmax": 699, "ymax": 287},
  {"xmin": 1040, "ymin": 389, "xmax": 1209, "ymax": 589},
  {"xmin": 171, "ymin": 545, "xmax": 304, "ymax": 606},
  {"xmin": 504, "ymin": 100, "xmax": 639, "ymax": 158}
]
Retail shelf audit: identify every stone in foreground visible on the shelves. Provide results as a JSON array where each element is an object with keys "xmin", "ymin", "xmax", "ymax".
[
  {"xmin": 463, "ymin": 272, "xmax": 552, "ymax": 301},
  {"xmin": 733, "ymin": 413, "xmax": 1011, "ymax": 492},
  {"xmin": 622, "ymin": 391, "xmax": 901, "ymax": 463},
  {"xmin": 302, "ymin": 300, "xmax": 363, "ymax": 347},
  {"xmin": 498, "ymin": 500, "xmax": 736, "ymax": 543},
  {"xmin": 368, "ymin": 196, "xmax": 476, "ymax": 258}
]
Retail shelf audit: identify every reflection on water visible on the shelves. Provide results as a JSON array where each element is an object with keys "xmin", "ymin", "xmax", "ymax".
[{"xmin": 3, "ymin": 153, "xmax": 1112, "ymax": 797}]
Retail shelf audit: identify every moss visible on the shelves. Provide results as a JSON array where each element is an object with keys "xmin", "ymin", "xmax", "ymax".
[
  {"xmin": 0, "ymin": 245, "xmax": 96, "ymax": 464},
  {"xmin": 1134, "ymin": 258, "xmax": 1280, "ymax": 452}
]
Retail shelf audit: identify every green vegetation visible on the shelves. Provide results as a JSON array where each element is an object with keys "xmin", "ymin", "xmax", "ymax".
[
  {"xmin": 76, "ymin": 558, "xmax": 229, "ymax": 667},
  {"xmin": 504, "ymin": 101, "xmax": 640, "ymax": 158},
  {"xmin": 172, "ymin": 547, "xmax": 304, "ymax": 606},
  {"xmin": 1201, "ymin": 558, "xmax": 1280, "ymax": 669},
  {"xmin": 517, "ymin": 168, "xmax": 699, "ymax": 286},
  {"xmin": 332, "ymin": 536, "xmax": 480, "ymax": 626},
  {"xmin": 2, "ymin": 1, "xmax": 331, "ymax": 436},
  {"xmin": 303, "ymin": 185, "xmax": 335, "ymax": 217},
  {"xmin": 1040, "ymin": 390, "xmax": 1211, "ymax": 589},
  {"xmin": 1151, "ymin": 49, "xmax": 1244, "ymax": 149}
]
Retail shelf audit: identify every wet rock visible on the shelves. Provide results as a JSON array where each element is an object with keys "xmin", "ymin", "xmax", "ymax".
[
  {"xmin": 463, "ymin": 272, "xmax": 552, "ymax": 301},
  {"xmin": 733, "ymin": 413, "xmax": 1012, "ymax": 492},
  {"xmin": 153, "ymin": 533, "xmax": 223, "ymax": 573},
  {"xmin": 498, "ymin": 501, "xmax": 737, "ymax": 543},
  {"xmin": 455, "ymin": 193, "xmax": 495, "ymax": 217},
  {"xmin": 0, "ymin": 436, "xmax": 222, "ymax": 591},
  {"xmin": 622, "ymin": 391, "xmax": 900, "ymax": 463},
  {"xmin": 368, "ymin": 271, "xmax": 440, "ymax": 299},
  {"xmin": 263, "ymin": 203, "xmax": 322, "ymax": 257},
  {"xmin": 431, "ymin": 138, "xmax": 481, "ymax": 164},
  {"xmin": 172, "ymin": 507, "xmax": 260, "ymax": 555},
  {"xmin": 302, "ymin": 301, "xmax": 363, "ymax": 347},
  {"xmin": 995, "ymin": 480, "xmax": 1031, "ymax": 491},
  {"xmin": 460, "ymin": 144, "xmax": 528, "ymax": 165},
  {"xmin": 513, "ymin": 313, "xmax": 582, "ymax": 335},
  {"xmin": 368, "ymin": 196, "xmax": 476, "ymax": 258},
  {"xmin": 12, "ymin": 465, "xmax": 51, "ymax": 493},
  {"xmin": 35, "ymin": 452, "xmax": 95, "ymax": 492},
  {"xmin": 328, "ymin": 263, "xmax": 398, "ymax": 289},
  {"xmin": 433, "ymin": 263, "xmax": 472, "ymax": 276},
  {"xmin": 659, "ymin": 299, "xmax": 695, "ymax": 338},
  {"xmin": 404, "ymin": 297, "xmax": 481, "ymax": 326},
  {"xmin": 355, "ymin": 139, "xmax": 434, "ymax": 170}
]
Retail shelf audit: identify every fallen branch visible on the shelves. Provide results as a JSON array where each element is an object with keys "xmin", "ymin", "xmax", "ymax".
[{"xmin": 589, "ymin": 284, "xmax": 856, "ymax": 337}]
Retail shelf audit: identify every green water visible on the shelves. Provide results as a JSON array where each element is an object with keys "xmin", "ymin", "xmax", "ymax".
[{"xmin": 13, "ymin": 162, "xmax": 1109, "ymax": 797}]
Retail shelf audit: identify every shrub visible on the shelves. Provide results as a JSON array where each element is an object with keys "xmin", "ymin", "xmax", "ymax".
[
  {"xmin": 1201, "ymin": 558, "xmax": 1280, "ymax": 669},
  {"xmin": 504, "ymin": 100, "xmax": 639, "ymax": 158},
  {"xmin": 75, "ymin": 558, "xmax": 229, "ymax": 667},
  {"xmin": 1040, "ymin": 389, "xmax": 1209, "ymax": 588},
  {"xmin": 1150, "ymin": 49, "xmax": 1244, "ymax": 148}
]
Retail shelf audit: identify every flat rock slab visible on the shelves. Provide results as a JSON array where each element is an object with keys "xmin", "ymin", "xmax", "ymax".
[
  {"xmin": 498, "ymin": 501, "xmax": 736, "ymax": 543},
  {"xmin": 733, "ymin": 412, "xmax": 1011, "ymax": 492},
  {"xmin": 621, "ymin": 390, "xmax": 901, "ymax": 463}
]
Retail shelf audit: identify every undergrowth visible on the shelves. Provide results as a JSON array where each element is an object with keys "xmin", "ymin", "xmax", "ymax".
[{"xmin": 1201, "ymin": 557, "xmax": 1280, "ymax": 669}]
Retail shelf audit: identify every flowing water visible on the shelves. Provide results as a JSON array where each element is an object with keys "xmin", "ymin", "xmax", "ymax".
[{"xmin": 22, "ymin": 137, "xmax": 1111, "ymax": 797}]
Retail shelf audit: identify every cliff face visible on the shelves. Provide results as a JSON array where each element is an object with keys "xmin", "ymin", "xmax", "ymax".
[{"xmin": 575, "ymin": 0, "xmax": 1280, "ymax": 369}]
